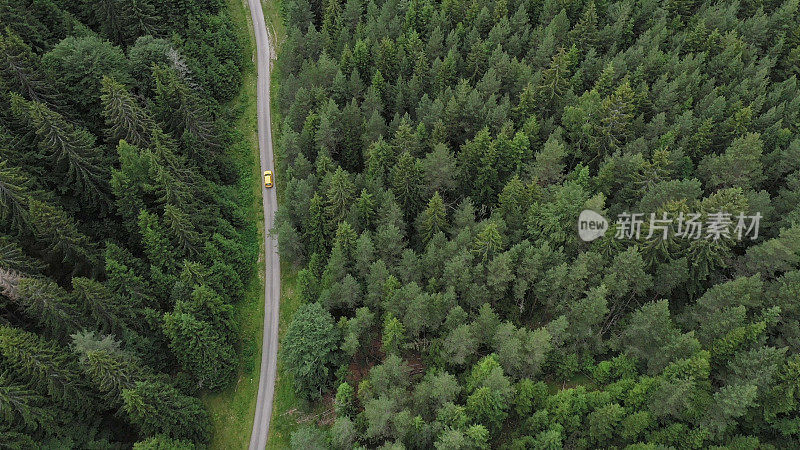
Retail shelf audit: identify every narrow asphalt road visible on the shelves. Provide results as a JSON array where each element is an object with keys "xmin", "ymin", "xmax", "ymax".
[{"xmin": 247, "ymin": 0, "xmax": 280, "ymax": 448}]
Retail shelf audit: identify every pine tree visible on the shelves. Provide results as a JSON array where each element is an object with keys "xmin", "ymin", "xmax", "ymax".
[
  {"xmin": 0, "ymin": 29, "xmax": 62, "ymax": 107},
  {"xmin": 11, "ymin": 95, "xmax": 109, "ymax": 208},
  {"xmin": 0, "ymin": 160, "xmax": 32, "ymax": 231},
  {"xmin": 0, "ymin": 374, "xmax": 54, "ymax": 433},
  {"xmin": 27, "ymin": 199, "xmax": 98, "ymax": 274},
  {"xmin": 14, "ymin": 277, "xmax": 84, "ymax": 339},
  {"xmin": 162, "ymin": 312, "xmax": 236, "ymax": 390},
  {"xmin": 326, "ymin": 167, "xmax": 355, "ymax": 226},
  {"xmin": 417, "ymin": 192, "xmax": 448, "ymax": 246},
  {"xmin": 101, "ymin": 76, "xmax": 153, "ymax": 147},
  {"xmin": 0, "ymin": 326, "xmax": 95, "ymax": 414},
  {"xmin": 391, "ymin": 151, "xmax": 424, "ymax": 222},
  {"xmin": 163, "ymin": 203, "xmax": 201, "ymax": 257},
  {"xmin": 121, "ymin": 380, "xmax": 210, "ymax": 443}
]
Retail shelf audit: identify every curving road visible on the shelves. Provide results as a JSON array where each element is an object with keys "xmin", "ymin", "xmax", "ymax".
[{"xmin": 247, "ymin": 0, "xmax": 280, "ymax": 448}]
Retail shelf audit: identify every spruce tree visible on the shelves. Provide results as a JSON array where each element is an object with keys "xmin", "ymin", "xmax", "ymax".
[
  {"xmin": 0, "ymin": 29, "xmax": 62, "ymax": 107},
  {"xmin": 391, "ymin": 151, "xmax": 424, "ymax": 222},
  {"xmin": 0, "ymin": 326, "xmax": 96, "ymax": 414},
  {"xmin": 11, "ymin": 95, "xmax": 109, "ymax": 208},
  {"xmin": 0, "ymin": 160, "xmax": 31, "ymax": 232},
  {"xmin": 138, "ymin": 210, "xmax": 175, "ymax": 271},
  {"xmin": 121, "ymin": 380, "xmax": 210, "ymax": 443},
  {"xmin": 27, "ymin": 199, "xmax": 98, "ymax": 274},
  {"xmin": 326, "ymin": 167, "xmax": 355, "ymax": 226},
  {"xmin": 417, "ymin": 192, "xmax": 448, "ymax": 246},
  {"xmin": 163, "ymin": 203, "xmax": 201, "ymax": 257},
  {"xmin": 71, "ymin": 277, "xmax": 132, "ymax": 335},
  {"xmin": 100, "ymin": 76, "xmax": 153, "ymax": 147},
  {"xmin": 0, "ymin": 374, "xmax": 54, "ymax": 433},
  {"xmin": 72, "ymin": 331, "xmax": 141, "ymax": 406},
  {"xmin": 14, "ymin": 277, "xmax": 84, "ymax": 339},
  {"xmin": 162, "ymin": 312, "xmax": 236, "ymax": 390}
]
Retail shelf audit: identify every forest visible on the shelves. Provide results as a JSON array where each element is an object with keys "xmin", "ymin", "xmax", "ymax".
[
  {"xmin": 0, "ymin": 0, "xmax": 257, "ymax": 447},
  {"xmin": 271, "ymin": 0, "xmax": 800, "ymax": 448}
]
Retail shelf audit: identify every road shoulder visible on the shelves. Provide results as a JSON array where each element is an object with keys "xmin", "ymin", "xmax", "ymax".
[{"xmin": 200, "ymin": 0, "xmax": 266, "ymax": 447}]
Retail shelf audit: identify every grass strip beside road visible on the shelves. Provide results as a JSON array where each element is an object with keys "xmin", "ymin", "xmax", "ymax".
[
  {"xmin": 258, "ymin": 1, "xmax": 307, "ymax": 447},
  {"xmin": 201, "ymin": 0, "xmax": 265, "ymax": 448},
  {"xmin": 265, "ymin": 266, "xmax": 301, "ymax": 449}
]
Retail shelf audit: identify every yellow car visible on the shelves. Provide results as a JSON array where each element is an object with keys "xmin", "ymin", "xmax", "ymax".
[{"xmin": 264, "ymin": 170, "xmax": 274, "ymax": 188}]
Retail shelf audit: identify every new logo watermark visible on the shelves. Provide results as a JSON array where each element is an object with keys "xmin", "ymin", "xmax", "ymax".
[
  {"xmin": 578, "ymin": 210, "xmax": 761, "ymax": 242},
  {"xmin": 578, "ymin": 210, "xmax": 609, "ymax": 242}
]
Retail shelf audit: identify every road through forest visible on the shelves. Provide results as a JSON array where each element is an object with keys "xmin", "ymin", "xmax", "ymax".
[{"xmin": 246, "ymin": 0, "xmax": 280, "ymax": 448}]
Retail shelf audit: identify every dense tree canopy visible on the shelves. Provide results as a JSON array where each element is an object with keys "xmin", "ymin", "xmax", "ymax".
[
  {"xmin": 274, "ymin": 0, "xmax": 800, "ymax": 447},
  {"xmin": 0, "ymin": 0, "xmax": 254, "ymax": 446}
]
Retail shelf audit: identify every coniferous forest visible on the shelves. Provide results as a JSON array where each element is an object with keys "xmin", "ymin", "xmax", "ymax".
[
  {"xmin": 271, "ymin": 0, "xmax": 800, "ymax": 448},
  {"xmin": 0, "ymin": 0, "xmax": 256, "ymax": 447},
  {"xmin": 3, "ymin": 0, "xmax": 800, "ymax": 447}
]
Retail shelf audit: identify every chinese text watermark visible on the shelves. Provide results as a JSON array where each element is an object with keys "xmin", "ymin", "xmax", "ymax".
[{"xmin": 578, "ymin": 210, "xmax": 761, "ymax": 242}]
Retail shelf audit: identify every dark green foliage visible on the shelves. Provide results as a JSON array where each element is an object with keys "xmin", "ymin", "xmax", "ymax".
[
  {"xmin": 100, "ymin": 76, "xmax": 153, "ymax": 147},
  {"xmin": 71, "ymin": 331, "xmax": 141, "ymax": 406},
  {"xmin": 274, "ymin": 0, "xmax": 800, "ymax": 447},
  {"xmin": 41, "ymin": 34, "xmax": 131, "ymax": 126},
  {"xmin": 283, "ymin": 302, "xmax": 340, "ymax": 400},
  {"xmin": 0, "ymin": 326, "xmax": 95, "ymax": 414},
  {"xmin": 0, "ymin": 0, "xmax": 250, "ymax": 445},
  {"xmin": 4, "ymin": 0, "xmax": 800, "ymax": 444},
  {"xmin": 11, "ymin": 95, "xmax": 110, "ymax": 209},
  {"xmin": 27, "ymin": 199, "xmax": 99, "ymax": 274},
  {"xmin": 85, "ymin": 0, "xmax": 162, "ymax": 46},
  {"xmin": 0, "ymin": 373, "xmax": 54, "ymax": 433},
  {"xmin": 121, "ymin": 381, "xmax": 210, "ymax": 443},
  {"xmin": 14, "ymin": 277, "xmax": 85, "ymax": 339},
  {"xmin": 0, "ymin": 28, "xmax": 63, "ymax": 108},
  {"xmin": 163, "ymin": 311, "xmax": 236, "ymax": 390}
]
